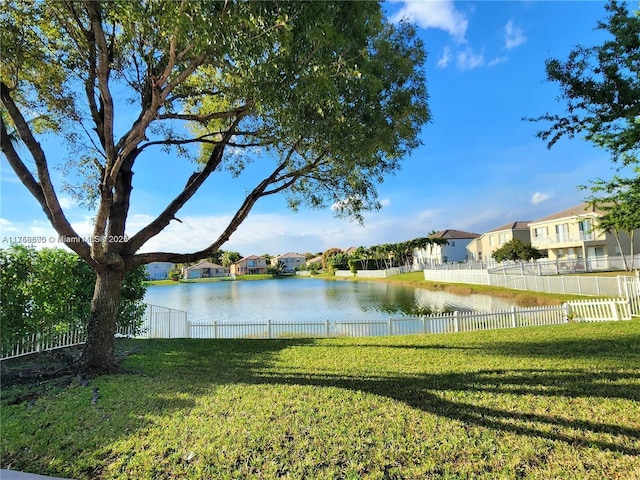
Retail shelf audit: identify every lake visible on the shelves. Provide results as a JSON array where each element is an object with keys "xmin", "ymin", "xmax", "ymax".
[{"xmin": 144, "ymin": 277, "xmax": 518, "ymax": 324}]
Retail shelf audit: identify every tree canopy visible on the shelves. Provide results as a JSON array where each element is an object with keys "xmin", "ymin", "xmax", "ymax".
[
  {"xmin": 582, "ymin": 168, "xmax": 640, "ymax": 270},
  {"xmin": 0, "ymin": 1, "xmax": 430, "ymax": 372},
  {"xmin": 530, "ymin": 0, "xmax": 640, "ymax": 166}
]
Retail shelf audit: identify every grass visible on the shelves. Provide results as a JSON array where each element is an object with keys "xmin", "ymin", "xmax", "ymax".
[
  {"xmin": 328, "ymin": 271, "xmax": 587, "ymax": 306},
  {"xmin": 2, "ymin": 320, "xmax": 640, "ymax": 479}
]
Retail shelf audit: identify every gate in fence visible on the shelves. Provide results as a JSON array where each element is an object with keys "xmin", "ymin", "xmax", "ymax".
[{"xmin": 619, "ymin": 275, "xmax": 640, "ymax": 317}]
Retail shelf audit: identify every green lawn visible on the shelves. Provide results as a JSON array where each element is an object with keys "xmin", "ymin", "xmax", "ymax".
[{"xmin": 3, "ymin": 321, "xmax": 640, "ymax": 479}]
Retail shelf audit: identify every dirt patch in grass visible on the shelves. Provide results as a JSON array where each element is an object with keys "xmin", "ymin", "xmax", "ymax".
[{"xmin": 1, "ymin": 341, "xmax": 138, "ymax": 406}]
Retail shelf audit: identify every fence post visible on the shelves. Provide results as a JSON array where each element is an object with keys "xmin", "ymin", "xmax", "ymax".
[
  {"xmin": 326, "ymin": 318, "xmax": 330, "ymax": 337},
  {"xmin": 214, "ymin": 320, "xmax": 218, "ymax": 339},
  {"xmin": 453, "ymin": 311, "xmax": 459, "ymax": 332},
  {"xmin": 422, "ymin": 315, "xmax": 427, "ymax": 334},
  {"xmin": 511, "ymin": 306, "xmax": 518, "ymax": 328},
  {"xmin": 388, "ymin": 317, "xmax": 393, "ymax": 336},
  {"xmin": 564, "ymin": 303, "xmax": 571, "ymax": 323},
  {"xmin": 610, "ymin": 300, "xmax": 619, "ymax": 321},
  {"xmin": 268, "ymin": 319, "xmax": 272, "ymax": 339}
]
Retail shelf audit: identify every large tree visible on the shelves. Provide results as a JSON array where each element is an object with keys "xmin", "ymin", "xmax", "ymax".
[
  {"xmin": 530, "ymin": 0, "xmax": 639, "ymax": 166},
  {"xmin": 582, "ymin": 169, "xmax": 640, "ymax": 271},
  {"xmin": 0, "ymin": 1, "xmax": 429, "ymax": 372}
]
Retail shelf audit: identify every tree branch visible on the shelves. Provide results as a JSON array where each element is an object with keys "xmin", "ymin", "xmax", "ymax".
[
  {"xmin": 124, "ymin": 115, "xmax": 244, "ymax": 254},
  {"xmin": 0, "ymin": 82, "xmax": 94, "ymax": 266}
]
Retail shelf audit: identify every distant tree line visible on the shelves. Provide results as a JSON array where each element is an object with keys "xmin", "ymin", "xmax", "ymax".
[{"xmin": 321, "ymin": 237, "xmax": 449, "ymax": 274}]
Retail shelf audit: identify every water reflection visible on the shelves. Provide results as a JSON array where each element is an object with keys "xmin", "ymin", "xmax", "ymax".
[{"xmin": 144, "ymin": 277, "xmax": 518, "ymax": 324}]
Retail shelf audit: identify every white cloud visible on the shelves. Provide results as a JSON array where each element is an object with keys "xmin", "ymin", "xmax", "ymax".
[
  {"xmin": 531, "ymin": 192, "xmax": 554, "ymax": 205},
  {"xmin": 504, "ymin": 20, "xmax": 526, "ymax": 50},
  {"xmin": 390, "ymin": 0, "xmax": 468, "ymax": 40},
  {"xmin": 58, "ymin": 196, "xmax": 76, "ymax": 210},
  {"xmin": 488, "ymin": 56, "xmax": 508, "ymax": 67},
  {"xmin": 457, "ymin": 47, "xmax": 484, "ymax": 71},
  {"xmin": 379, "ymin": 198, "xmax": 391, "ymax": 207},
  {"xmin": 437, "ymin": 46, "xmax": 451, "ymax": 68}
]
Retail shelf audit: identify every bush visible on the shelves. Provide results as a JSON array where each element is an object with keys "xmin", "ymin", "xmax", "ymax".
[
  {"xmin": 0, "ymin": 246, "xmax": 147, "ymax": 349},
  {"xmin": 491, "ymin": 239, "xmax": 542, "ymax": 262}
]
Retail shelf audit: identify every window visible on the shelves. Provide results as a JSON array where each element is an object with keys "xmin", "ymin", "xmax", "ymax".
[
  {"xmin": 534, "ymin": 227, "xmax": 548, "ymax": 239},
  {"xmin": 450, "ymin": 241, "xmax": 455, "ymax": 247},
  {"xmin": 579, "ymin": 219, "xmax": 594, "ymax": 240},
  {"xmin": 555, "ymin": 223, "xmax": 569, "ymax": 242},
  {"xmin": 498, "ymin": 233, "xmax": 508, "ymax": 245}
]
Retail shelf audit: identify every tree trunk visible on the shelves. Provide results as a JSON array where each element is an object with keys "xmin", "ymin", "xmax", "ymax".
[{"xmin": 80, "ymin": 268, "xmax": 125, "ymax": 373}]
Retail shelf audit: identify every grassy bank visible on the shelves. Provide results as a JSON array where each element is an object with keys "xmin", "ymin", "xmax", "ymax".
[
  {"xmin": 3, "ymin": 320, "xmax": 639, "ymax": 479},
  {"xmin": 323, "ymin": 271, "xmax": 586, "ymax": 306}
]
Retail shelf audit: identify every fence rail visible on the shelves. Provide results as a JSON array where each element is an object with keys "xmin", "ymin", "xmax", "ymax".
[
  {"xmin": 423, "ymin": 269, "xmax": 629, "ymax": 297},
  {"xmin": 129, "ymin": 298, "xmax": 631, "ymax": 340},
  {"xmin": 2, "ymin": 298, "xmax": 633, "ymax": 360}
]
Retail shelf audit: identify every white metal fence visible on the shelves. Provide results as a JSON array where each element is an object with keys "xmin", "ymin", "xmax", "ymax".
[
  {"xmin": 334, "ymin": 265, "xmax": 417, "ymax": 278},
  {"xmin": 423, "ymin": 269, "xmax": 628, "ymax": 297},
  {"xmin": 131, "ymin": 298, "xmax": 631, "ymax": 340},
  {"xmin": 1, "ymin": 328, "xmax": 86, "ymax": 360},
  {"xmin": 2, "ymin": 298, "xmax": 634, "ymax": 360}
]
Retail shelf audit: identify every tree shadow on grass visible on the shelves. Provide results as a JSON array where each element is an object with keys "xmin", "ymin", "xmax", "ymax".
[{"xmin": 172, "ymin": 336, "xmax": 640, "ymax": 457}]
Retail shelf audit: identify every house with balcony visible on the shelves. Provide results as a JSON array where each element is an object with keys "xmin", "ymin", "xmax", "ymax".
[
  {"xmin": 413, "ymin": 229, "xmax": 480, "ymax": 267},
  {"xmin": 529, "ymin": 202, "xmax": 640, "ymax": 269},
  {"xmin": 467, "ymin": 221, "xmax": 532, "ymax": 263},
  {"xmin": 272, "ymin": 252, "xmax": 306, "ymax": 272},
  {"xmin": 231, "ymin": 255, "xmax": 267, "ymax": 275},
  {"xmin": 182, "ymin": 260, "xmax": 229, "ymax": 279}
]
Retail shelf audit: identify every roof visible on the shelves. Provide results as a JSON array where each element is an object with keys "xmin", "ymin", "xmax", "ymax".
[
  {"xmin": 238, "ymin": 255, "xmax": 265, "ymax": 261},
  {"xmin": 275, "ymin": 252, "xmax": 306, "ymax": 258},
  {"xmin": 530, "ymin": 203, "xmax": 600, "ymax": 224},
  {"xmin": 487, "ymin": 221, "xmax": 532, "ymax": 233},
  {"xmin": 430, "ymin": 229, "xmax": 481, "ymax": 240},
  {"xmin": 307, "ymin": 255, "xmax": 323, "ymax": 264},
  {"xmin": 185, "ymin": 260, "xmax": 225, "ymax": 270}
]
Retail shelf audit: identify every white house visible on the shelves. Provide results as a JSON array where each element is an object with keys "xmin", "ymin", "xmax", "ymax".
[
  {"xmin": 145, "ymin": 262, "xmax": 175, "ymax": 280},
  {"xmin": 413, "ymin": 229, "xmax": 480, "ymax": 268}
]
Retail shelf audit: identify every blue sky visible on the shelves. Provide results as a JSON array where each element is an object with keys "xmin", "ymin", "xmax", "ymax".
[{"xmin": 0, "ymin": 1, "xmax": 627, "ymax": 257}]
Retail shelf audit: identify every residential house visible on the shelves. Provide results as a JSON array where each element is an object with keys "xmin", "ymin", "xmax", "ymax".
[
  {"xmin": 413, "ymin": 229, "xmax": 480, "ymax": 267},
  {"xmin": 272, "ymin": 252, "xmax": 306, "ymax": 272},
  {"xmin": 306, "ymin": 255, "xmax": 323, "ymax": 268},
  {"xmin": 467, "ymin": 221, "xmax": 532, "ymax": 263},
  {"xmin": 145, "ymin": 262, "xmax": 175, "ymax": 280},
  {"xmin": 230, "ymin": 255, "xmax": 267, "ymax": 275},
  {"xmin": 529, "ymin": 202, "xmax": 640, "ymax": 268},
  {"xmin": 182, "ymin": 260, "xmax": 229, "ymax": 279}
]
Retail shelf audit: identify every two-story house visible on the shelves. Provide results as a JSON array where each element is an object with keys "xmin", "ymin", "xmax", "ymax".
[
  {"xmin": 413, "ymin": 229, "xmax": 480, "ymax": 267},
  {"xmin": 272, "ymin": 252, "xmax": 306, "ymax": 272},
  {"xmin": 466, "ymin": 221, "xmax": 532, "ymax": 263},
  {"xmin": 231, "ymin": 255, "xmax": 267, "ymax": 275},
  {"xmin": 145, "ymin": 261, "xmax": 175, "ymax": 280},
  {"xmin": 529, "ymin": 202, "xmax": 640, "ymax": 269}
]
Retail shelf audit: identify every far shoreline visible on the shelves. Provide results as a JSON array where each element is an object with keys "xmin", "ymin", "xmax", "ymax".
[{"xmin": 145, "ymin": 270, "xmax": 590, "ymax": 307}]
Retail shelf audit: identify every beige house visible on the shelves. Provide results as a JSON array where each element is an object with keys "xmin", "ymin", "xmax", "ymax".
[
  {"xmin": 529, "ymin": 202, "xmax": 640, "ymax": 268},
  {"xmin": 182, "ymin": 260, "xmax": 229, "ymax": 279},
  {"xmin": 272, "ymin": 252, "xmax": 306, "ymax": 272},
  {"xmin": 467, "ymin": 221, "xmax": 532, "ymax": 262},
  {"xmin": 230, "ymin": 255, "xmax": 267, "ymax": 275}
]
